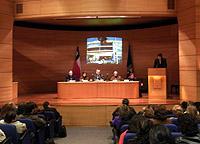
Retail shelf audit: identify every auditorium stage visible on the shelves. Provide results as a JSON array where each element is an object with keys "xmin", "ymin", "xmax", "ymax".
[
  {"xmin": 12, "ymin": 93, "xmax": 180, "ymax": 126},
  {"xmin": 14, "ymin": 93, "xmax": 180, "ymax": 106}
]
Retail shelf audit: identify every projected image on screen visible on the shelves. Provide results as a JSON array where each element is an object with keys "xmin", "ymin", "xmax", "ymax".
[{"xmin": 87, "ymin": 37, "xmax": 122, "ymax": 64}]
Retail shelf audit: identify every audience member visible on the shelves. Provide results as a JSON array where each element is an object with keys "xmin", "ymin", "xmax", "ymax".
[
  {"xmin": 128, "ymin": 115, "xmax": 153, "ymax": 144},
  {"xmin": 149, "ymin": 125, "xmax": 175, "ymax": 144},
  {"xmin": 176, "ymin": 113, "xmax": 200, "ymax": 144},
  {"xmin": 20, "ymin": 102, "xmax": 46, "ymax": 129},
  {"xmin": 0, "ymin": 111, "xmax": 27, "ymax": 134},
  {"xmin": 43, "ymin": 101, "xmax": 61, "ymax": 119}
]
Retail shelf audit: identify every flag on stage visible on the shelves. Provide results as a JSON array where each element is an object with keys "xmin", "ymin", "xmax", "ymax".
[
  {"xmin": 72, "ymin": 47, "xmax": 81, "ymax": 80},
  {"xmin": 127, "ymin": 44, "xmax": 133, "ymax": 74}
]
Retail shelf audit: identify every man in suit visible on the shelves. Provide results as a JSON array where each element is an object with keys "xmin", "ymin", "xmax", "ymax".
[
  {"xmin": 65, "ymin": 70, "xmax": 76, "ymax": 81},
  {"xmin": 93, "ymin": 69, "xmax": 104, "ymax": 81},
  {"xmin": 154, "ymin": 53, "xmax": 167, "ymax": 68}
]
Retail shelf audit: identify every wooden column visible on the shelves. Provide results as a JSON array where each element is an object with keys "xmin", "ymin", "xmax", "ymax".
[
  {"xmin": 0, "ymin": 0, "xmax": 14, "ymax": 102},
  {"xmin": 177, "ymin": 0, "xmax": 200, "ymax": 101}
]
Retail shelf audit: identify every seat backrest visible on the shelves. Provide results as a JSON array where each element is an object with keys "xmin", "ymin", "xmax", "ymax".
[
  {"xmin": 0, "ymin": 124, "xmax": 19, "ymax": 144},
  {"xmin": 124, "ymin": 132, "xmax": 136, "ymax": 144},
  {"xmin": 43, "ymin": 111, "xmax": 56, "ymax": 121},
  {"xmin": 164, "ymin": 124, "xmax": 178, "ymax": 132},
  {"xmin": 120, "ymin": 124, "xmax": 129, "ymax": 134},
  {"xmin": 19, "ymin": 118, "xmax": 36, "ymax": 132},
  {"xmin": 171, "ymin": 132, "xmax": 182, "ymax": 139}
]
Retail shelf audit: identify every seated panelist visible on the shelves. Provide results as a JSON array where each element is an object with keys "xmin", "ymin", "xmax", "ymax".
[
  {"xmin": 80, "ymin": 72, "xmax": 89, "ymax": 81},
  {"xmin": 110, "ymin": 71, "xmax": 122, "ymax": 81},
  {"xmin": 93, "ymin": 69, "xmax": 104, "ymax": 81},
  {"xmin": 127, "ymin": 72, "xmax": 137, "ymax": 81},
  {"xmin": 65, "ymin": 70, "xmax": 76, "ymax": 82}
]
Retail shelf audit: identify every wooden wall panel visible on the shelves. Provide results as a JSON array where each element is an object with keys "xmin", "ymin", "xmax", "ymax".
[
  {"xmin": 14, "ymin": 0, "xmax": 176, "ymax": 19},
  {"xmin": 0, "ymin": 0, "xmax": 14, "ymax": 102},
  {"xmin": 177, "ymin": 0, "xmax": 200, "ymax": 101},
  {"xmin": 13, "ymin": 24, "xmax": 179, "ymax": 95}
]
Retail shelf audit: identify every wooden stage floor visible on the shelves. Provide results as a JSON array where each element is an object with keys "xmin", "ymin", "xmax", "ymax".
[{"xmin": 14, "ymin": 93, "xmax": 181, "ymax": 106}]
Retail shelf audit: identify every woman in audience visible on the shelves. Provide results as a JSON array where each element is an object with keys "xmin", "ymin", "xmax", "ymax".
[
  {"xmin": 186, "ymin": 105, "xmax": 200, "ymax": 119},
  {"xmin": 0, "ymin": 111, "xmax": 27, "ymax": 134},
  {"xmin": 118, "ymin": 114, "xmax": 142, "ymax": 144},
  {"xmin": 151, "ymin": 109, "xmax": 172, "ymax": 125},
  {"xmin": 171, "ymin": 105, "xmax": 183, "ymax": 117},
  {"xmin": 142, "ymin": 105, "xmax": 154, "ymax": 119},
  {"xmin": 149, "ymin": 125, "xmax": 175, "ymax": 144},
  {"xmin": 128, "ymin": 115, "xmax": 153, "ymax": 144},
  {"xmin": 19, "ymin": 102, "xmax": 46, "ymax": 129},
  {"xmin": 0, "ymin": 103, "xmax": 17, "ymax": 119},
  {"xmin": 176, "ymin": 113, "xmax": 200, "ymax": 144}
]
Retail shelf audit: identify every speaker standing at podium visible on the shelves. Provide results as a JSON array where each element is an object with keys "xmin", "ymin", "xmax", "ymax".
[{"xmin": 154, "ymin": 53, "xmax": 167, "ymax": 68}]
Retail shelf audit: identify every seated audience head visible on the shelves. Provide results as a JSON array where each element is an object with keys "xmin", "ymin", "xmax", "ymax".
[
  {"xmin": 17, "ymin": 102, "xmax": 26, "ymax": 115},
  {"xmin": 180, "ymin": 101, "xmax": 188, "ymax": 112},
  {"xmin": 0, "ymin": 103, "xmax": 17, "ymax": 118},
  {"xmin": 149, "ymin": 125, "xmax": 174, "ymax": 144},
  {"xmin": 4, "ymin": 111, "xmax": 17, "ymax": 123},
  {"xmin": 186, "ymin": 105, "xmax": 199, "ymax": 118},
  {"xmin": 143, "ymin": 106, "xmax": 154, "ymax": 118},
  {"xmin": 122, "ymin": 98, "xmax": 129, "ymax": 106},
  {"xmin": 154, "ymin": 109, "xmax": 169, "ymax": 121},
  {"xmin": 43, "ymin": 101, "xmax": 50, "ymax": 109},
  {"xmin": 194, "ymin": 102, "xmax": 200, "ymax": 112},
  {"xmin": 137, "ymin": 116, "xmax": 153, "ymax": 135},
  {"xmin": 178, "ymin": 113, "xmax": 199, "ymax": 137},
  {"xmin": 172, "ymin": 105, "xmax": 183, "ymax": 117},
  {"xmin": 68, "ymin": 70, "xmax": 73, "ymax": 76},
  {"xmin": 24, "ymin": 102, "xmax": 37, "ymax": 114}
]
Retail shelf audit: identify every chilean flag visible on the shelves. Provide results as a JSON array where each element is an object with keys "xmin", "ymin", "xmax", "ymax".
[{"xmin": 72, "ymin": 47, "xmax": 81, "ymax": 80}]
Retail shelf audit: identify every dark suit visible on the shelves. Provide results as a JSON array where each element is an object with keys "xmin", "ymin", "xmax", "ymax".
[
  {"xmin": 154, "ymin": 58, "xmax": 167, "ymax": 68},
  {"xmin": 93, "ymin": 74, "xmax": 104, "ymax": 81},
  {"xmin": 65, "ymin": 75, "xmax": 76, "ymax": 82}
]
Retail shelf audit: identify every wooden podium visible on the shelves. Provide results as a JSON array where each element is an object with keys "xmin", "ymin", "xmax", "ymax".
[{"xmin": 148, "ymin": 68, "xmax": 166, "ymax": 100}]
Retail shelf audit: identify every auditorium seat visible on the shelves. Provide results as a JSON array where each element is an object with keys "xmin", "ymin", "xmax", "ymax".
[
  {"xmin": 164, "ymin": 124, "xmax": 178, "ymax": 132},
  {"xmin": 120, "ymin": 124, "xmax": 129, "ymax": 134},
  {"xmin": 123, "ymin": 132, "xmax": 137, "ymax": 144}
]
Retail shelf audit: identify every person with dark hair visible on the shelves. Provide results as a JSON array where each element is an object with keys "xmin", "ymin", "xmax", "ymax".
[
  {"xmin": 180, "ymin": 101, "xmax": 188, "ymax": 112},
  {"xmin": 80, "ymin": 72, "xmax": 89, "ymax": 81},
  {"xmin": 112, "ymin": 98, "xmax": 136, "ymax": 120},
  {"xmin": 149, "ymin": 125, "xmax": 175, "ymax": 144},
  {"xmin": 176, "ymin": 113, "xmax": 200, "ymax": 144},
  {"xmin": 128, "ymin": 115, "xmax": 153, "ymax": 144},
  {"xmin": 42, "ymin": 101, "xmax": 61, "ymax": 119},
  {"xmin": 0, "ymin": 103, "xmax": 17, "ymax": 119},
  {"xmin": 20, "ymin": 102, "xmax": 46, "ymax": 129},
  {"xmin": 0, "ymin": 111, "xmax": 27, "ymax": 134},
  {"xmin": 65, "ymin": 70, "xmax": 76, "ymax": 81},
  {"xmin": 153, "ymin": 53, "xmax": 167, "ymax": 68},
  {"xmin": 152, "ymin": 109, "xmax": 172, "ymax": 125}
]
